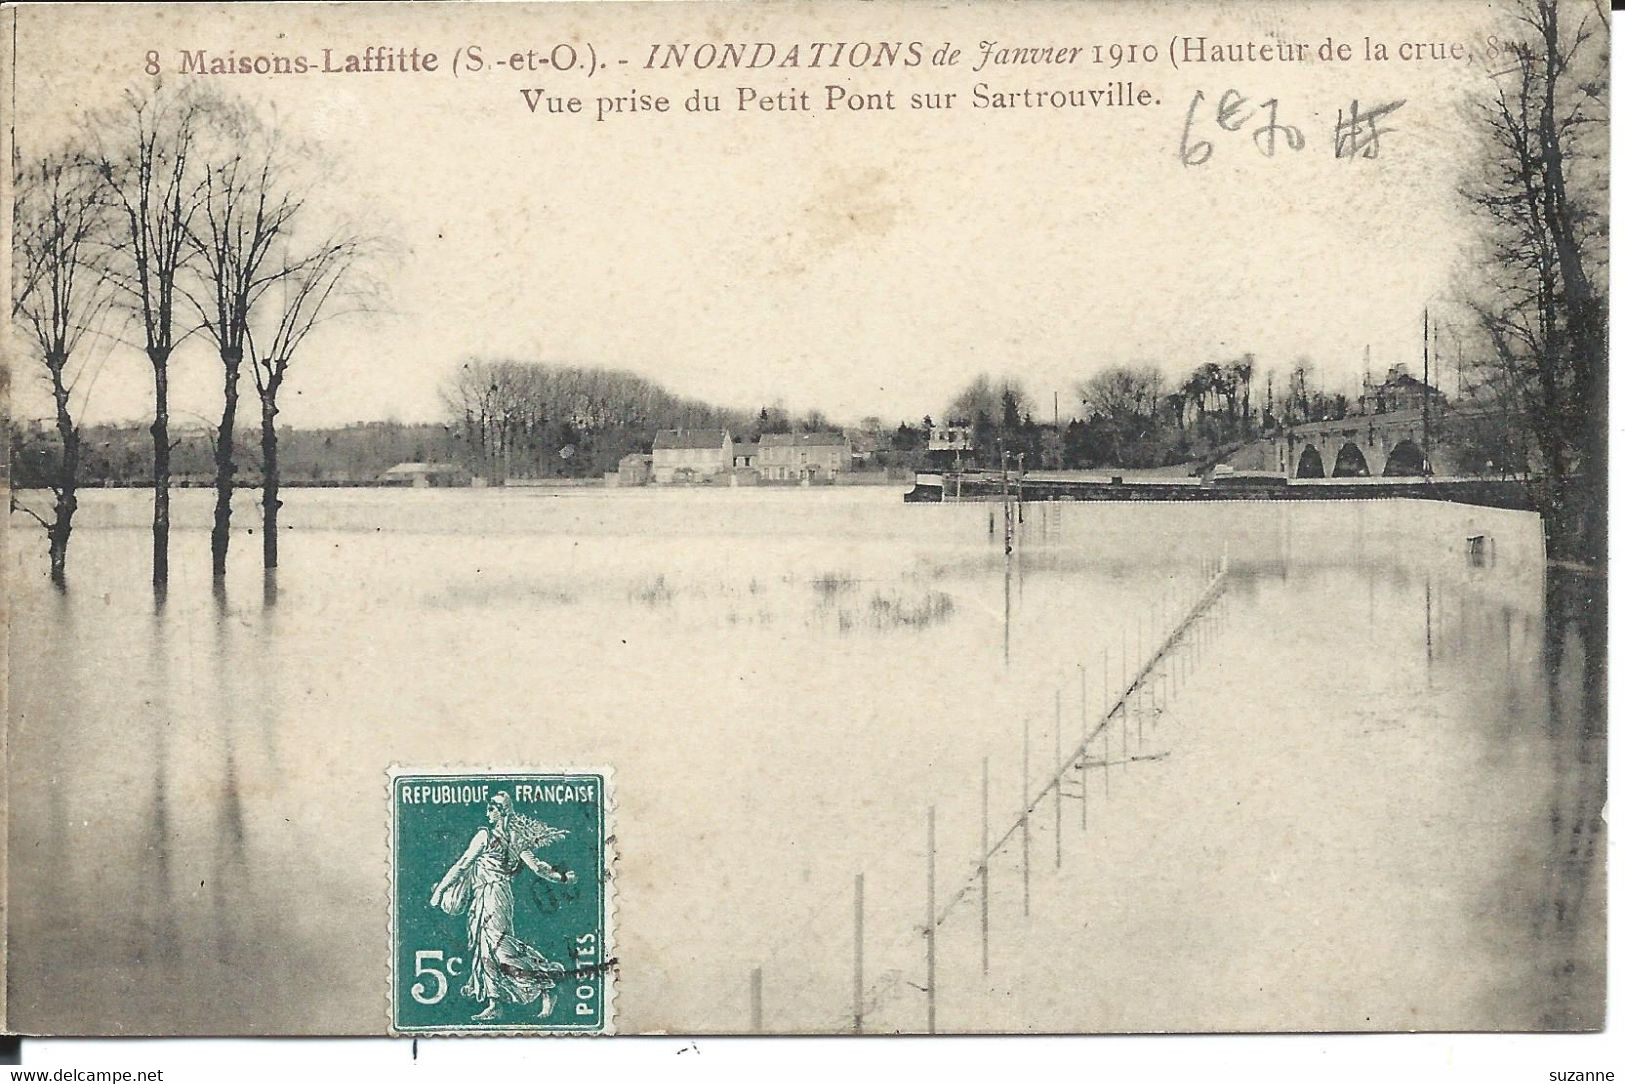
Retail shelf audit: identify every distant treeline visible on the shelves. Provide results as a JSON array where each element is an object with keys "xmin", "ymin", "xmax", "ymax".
[
  {"xmin": 12, "ymin": 420, "xmax": 459, "ymax": 489},
  {"xmin": 5, "ymin": 355, "xmax": 1353, "ymax": 488},
  {"xmin": 441, "ymin": 358, "xmax": 930, "ymax": 480}
]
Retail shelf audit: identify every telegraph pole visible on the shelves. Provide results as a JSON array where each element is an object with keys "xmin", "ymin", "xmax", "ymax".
[{"xmin": 1422, "ymin": 307, "xmax": 1431, "ymax": 478}]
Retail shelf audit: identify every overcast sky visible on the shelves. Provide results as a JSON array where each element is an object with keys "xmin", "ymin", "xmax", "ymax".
[{"xmin": 12, "ymin": 1, "xmax": 1497, "ymax": 430}]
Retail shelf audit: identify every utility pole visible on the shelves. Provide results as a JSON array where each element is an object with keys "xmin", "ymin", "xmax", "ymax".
[
  {"xmin": 1000, "ymin": 444, "xmax": 1012, "ymax": 556},
  {"xmin": 1363, "ymin": 344, "xmax": 1372, "ymax": 409},
  {"xmin": 1422, "ymin": 308, "xmax": 1432, "ymax": 479}
]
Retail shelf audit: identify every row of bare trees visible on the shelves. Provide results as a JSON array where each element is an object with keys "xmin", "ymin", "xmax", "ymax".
[
  {"xmin": 441, "ymin": 359, "xmax": 748, "ymax": 481},
  {"xmin": 11, "ymin": 83, "xmax": 372, "ymax": 587},
  {"xmin": 1459, "ymin": 0, "xmax": 1607, "ymax": 563},
  {"xmin": 938, "ymin": 356, "xmax": 1341, "ymax": 471}
]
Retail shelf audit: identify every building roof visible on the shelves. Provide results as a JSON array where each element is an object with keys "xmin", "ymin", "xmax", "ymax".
[
  {"xmin": 846, "ymin": 430, "xmax": 886, "ymax": 454},
  {"xmin": 653, "ymin": 428, "xmax": 731, "ymax": 450},
  {"xmin": 1370, "ymin": 365, "xmax": 1442, "ymax": 393},
  {"xmin": 619, "ymin": 452, "xmax": 653, "ymax": 465},
  {"xmin": 758, "ymin": 431, "xmax": 850, "ymax": 448},
  {"xmin": 733, "ymin": 442, "xmax": 761, "ymax": 456},
  {"xmin": 381, "ymin": 462, "xmax": 463, "ymax": 475},
  {"xmin": 1381, "ymin": 372, "xmax": 1441, "ymax": 393}
]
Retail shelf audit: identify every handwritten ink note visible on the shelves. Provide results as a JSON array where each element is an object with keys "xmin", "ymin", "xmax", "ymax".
[{"xmin": 1180, "ymin": 88, "xmax": 1405, "ymax": 164}]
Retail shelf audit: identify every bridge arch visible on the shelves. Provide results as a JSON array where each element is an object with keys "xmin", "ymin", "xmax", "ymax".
[
  {"xmin": 1332, "ymin": 442, "xmax": 1370, "ymax": 478},
  {"xmin": 1295, "ymin": 445, "xmax": 1325, "ymax": 478},
  {"xmin": 1384, "ymin": 439, "xmax": 1426, "ymax": 477}
]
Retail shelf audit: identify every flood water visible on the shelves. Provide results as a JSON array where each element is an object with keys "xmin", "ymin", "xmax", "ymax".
[{"xmin": 6, "ymin": 487, "xmax": 1604, "ymax": 1033}]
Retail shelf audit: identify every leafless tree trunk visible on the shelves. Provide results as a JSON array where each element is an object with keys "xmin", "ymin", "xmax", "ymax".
[
  {"xmin": 249, "ymin": 231, "xmax": 369, "ymax": 569},
  {"xmin": 89, "ymin": 86, "xmax": 205, "ymax": 591},
  {"xmin": 1459, "ymin": 0, "xmax": 1607, "ymax": 560},
  {"xmin": 1528, "ymin": 0, "xmax": 1608, "ymax": 561},
  {"xmin": 260, "ymin": 386, "xmax": 282, "ymax": 570},
  {"xmin": 11, "ymin": 149, "xmax": 112, "ymax": 587},
  {"xmin": 183, "ymin": 105, "xmax": 305, "ymax": 578}
]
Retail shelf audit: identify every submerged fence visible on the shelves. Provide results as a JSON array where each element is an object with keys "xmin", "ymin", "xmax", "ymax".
[{"xmin": 743, "ymin": 544, "xmax": 1234, "ymax": 1033}]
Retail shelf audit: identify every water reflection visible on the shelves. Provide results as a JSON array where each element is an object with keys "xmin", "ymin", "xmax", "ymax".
[
  {"xmin": 5, "ymin": 489, "xmax": 1606, "ymax": 1033},
  {"xmin": 210, "ymin": 580, "xmax": 248, "ymax": 964},
  {"xmin": 1524, "ymin": 571, "xmax": 1605, "ymax": 1029}
]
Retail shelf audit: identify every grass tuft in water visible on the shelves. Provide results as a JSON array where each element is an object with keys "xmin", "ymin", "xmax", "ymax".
[
  {"xmin": 630, "ymin": 574, "xmax": 675, "ymax": 606},
  {"xmin": 810, "ymin": 571, "xmax": 858, "ymax": 600},
  {"xmin": 829, "ymin": 588, "xmax": 955, "ymax": 632}
]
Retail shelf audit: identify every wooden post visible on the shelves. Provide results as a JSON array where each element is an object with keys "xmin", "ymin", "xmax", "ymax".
[
  {"xmin": 1120, "ymin": 630, "xmax": 1129, "ymax": 772},
  {"xmin": 926, "ymin": 805, "xmax": 937, "ymax": 1034},
  {"xmin": 1425, "ymin": 578, "xmax": 1434, "ymax": 668},
  {"xmin": 1101, "ymin": 649, "xmax": 1110, "ymax": 796},
  {"xmin": 751, "ymin": 967, "xmax": 763, "ymax": 1032},
  {"xmin": 1079, "ymin": 666, "xmax": 1088, "ymax": 831},
  {"xmin": 1136, "ymin": 617, "xmax": 1144, "ymax": 752},
  {"xmin": 1021, "ymin": 716, "xmax": 1031, "ymax": 916},
  {"xmin": 981, "ymin": 756, "xmax": 990, "ymax": 975},
  {"xmin": 1120, "ymin": 630, "xmax": 1127, "ymax": 696},
  {"xmin": 1054, "ymin": 689, "xmax": 1063, "ymax": 868},
  {"xmin": 853, "ymin": 873, "xmax": 865, "ymax": 1034},
  {"xmin": 1001, "ymin": 448, "xmax": 1012, "ymax": 557}
]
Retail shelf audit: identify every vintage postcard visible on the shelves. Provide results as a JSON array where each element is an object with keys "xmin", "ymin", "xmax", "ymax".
[{"xmin": 2, "ymin": 0, "xmax": 1607, "ymax": 1040}]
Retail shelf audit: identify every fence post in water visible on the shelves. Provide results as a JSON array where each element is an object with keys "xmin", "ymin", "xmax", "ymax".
[
  {"xmin": 1001, "ymin": 449, "xmax": 1013, "ymax": 558},
  {"xmin": 926, "ymin": 805, "xmax": 937, "ymax": 1034},
  {"xmin": 1120, "ymin": 630, "xmax": 1127, "ymax": 696},
  {"xmin": 981, "ymin": 756, "xmax": 990, "ymax": 975},
  {"xmin": 1120, "ymin": 631, "xmax": 1129, "ymax": 772},
  {"xmin": 1136, "ymin": 618, "xmax": 1144, "ymax": 751},
  {"xmin": 1101, "ymin": 649, "xmax": 1110, "ymax": 796},
  {"xmin": 1079, "ymin": 666, "xmax": 1088, "ymax": 831},
  {"xmin": 853, "ymin": 873, "xmax": 864, "ymax": 1034},
  {"xmin": 1425, "ymin": 578, "xmax": 1434, "ymax": 671},
  {"xmin": 1054, "ymin": 689, "xmax": 1063, "ymax": 868},
  {"xmin": 1021, "ymin": 716, "xmax": 1031, "ymax": 917},
  {"xmin": 751, "ymin": 967, "xmax": 763, "ymax": 1032}
]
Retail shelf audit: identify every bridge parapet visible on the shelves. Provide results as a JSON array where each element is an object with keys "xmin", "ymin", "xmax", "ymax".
[{"xmin": 1228, "ymin": 408, "xmax": 1480, "ymax": 479}]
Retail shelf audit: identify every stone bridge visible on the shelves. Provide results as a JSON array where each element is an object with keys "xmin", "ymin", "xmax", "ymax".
[{"xmin": 1227, "ymin": 408, "xmax": 1476, "ymax": 479}]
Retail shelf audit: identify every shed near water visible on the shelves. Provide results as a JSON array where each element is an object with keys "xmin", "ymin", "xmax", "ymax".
[{"xmin": 378, "ymin": 462, "xmax": 470, "ymax": 487}]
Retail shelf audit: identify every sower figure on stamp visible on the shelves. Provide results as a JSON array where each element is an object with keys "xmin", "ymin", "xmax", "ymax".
[{"xmin": 431, "ymin": 792, "xmax": 576, "ymax": 1021}]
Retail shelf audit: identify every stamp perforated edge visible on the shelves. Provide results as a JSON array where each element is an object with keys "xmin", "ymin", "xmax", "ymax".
[{"xmin": 386, "ymin": 764, "xmax": 618, "ymax": 1037}]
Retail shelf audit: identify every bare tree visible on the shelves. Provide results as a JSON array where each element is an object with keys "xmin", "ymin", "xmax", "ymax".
[
  {"xmin": 248, "ymin": 228, "xmax": 368, "ymax": 569},
  {"xmin": 183, "ymin": 105, "xmax": 307, "ymax": 578},
  {"xmin": 1078, "ymin": 365, "xmax": 1164, "ymax": 423},
  {"xmin": 1459, "ymin": 0, "xmax": 1607, "ymax": 559},
  {"xmin": 441, "ymin": 359, "xmax": 749, "ymax": 480},
  {"xmin": 88, "ymin": 85, "xmax": 206, "ymax": 589},
  {"xmin": 946, "ymin": 374, "xmax": 1031, "ymax": 427},
  {"xmin": 1077, "ymin": 365, "xmax": 1166, "ymax": 467},
  {"xmin": 11, "ymin": 148, "xmax": 112, "ymax": 585}
]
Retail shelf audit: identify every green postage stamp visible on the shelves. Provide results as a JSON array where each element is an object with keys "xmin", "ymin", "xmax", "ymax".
[{"xmin": 390, "ymin": 770, "xmax": 614, "ymax": 1035}]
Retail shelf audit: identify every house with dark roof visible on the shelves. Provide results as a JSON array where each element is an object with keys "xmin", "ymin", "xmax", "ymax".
[
  {"xmin": 757, "ymin": 432, "xmax": 851, "ymax": 482},
  {"xmin": 651, "ymin": 428, "xmax": 733, "ymax": 483},
  {"xmin": 1359, "ymin": 365, "xmax": 1447, "ymax": 416},
  {"xmin": 378, "ymin": 462, "xmax": 470, "ymax": 487}
]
